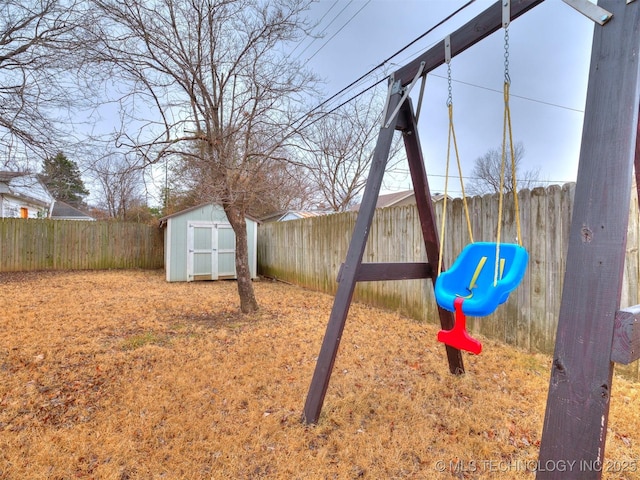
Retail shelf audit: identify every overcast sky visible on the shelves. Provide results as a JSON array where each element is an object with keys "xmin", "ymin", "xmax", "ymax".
[{"xmin": 298, "ymin": 0, "xmax": 595, "ymax": 196}]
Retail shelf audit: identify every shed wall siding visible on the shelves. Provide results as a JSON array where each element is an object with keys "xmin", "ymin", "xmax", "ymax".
[{"xmin": 165, "ymin": 204, "xmax": 257, "ymax": 282}]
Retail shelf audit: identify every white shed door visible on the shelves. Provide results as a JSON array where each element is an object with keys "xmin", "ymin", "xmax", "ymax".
[
  {"xmin": 187, "ymin": 222, "xmax": 218, "ymax": 281},
  {"xmin": 217, "ymin": 224, "xmax": 236, "ymax": 278}
]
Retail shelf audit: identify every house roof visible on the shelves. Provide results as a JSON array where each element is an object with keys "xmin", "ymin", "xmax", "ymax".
[
  {"xmin": 260, "ymin": 211, "xmax": 287, "ymax": 222},
  {"xmin": 350, "ymin": 190, "xmax": 415, "ymax": 212},
  {"xmin": 349, "ymin": 190, "xmax": 452, "ymax": 212},
  {"xmin": 432, "ymin": 193, "xmax": 450, "ymax": 202},
  {"xmin": 261, "ymin": 210, "xmax": 332, "ymax": 222},
  {"xmin": 0, "ymin": 171, "xmax": 54, "ymax": 207},
  {"xmin": 288, "ymin": 210, "xmax": 327, "ymax": 219},
  {"xmin": 50, "ymin": 200, "xmax": 95, "ymax": 220}
]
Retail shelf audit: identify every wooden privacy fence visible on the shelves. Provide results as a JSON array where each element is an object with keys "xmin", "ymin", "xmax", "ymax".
[
  {"xmin": 0, "ymin": 219, "xmax": 164, "ymax": 271},
  {"xmin": 258, "ymin": 183, "xmax": 640, "ymax": 380}
]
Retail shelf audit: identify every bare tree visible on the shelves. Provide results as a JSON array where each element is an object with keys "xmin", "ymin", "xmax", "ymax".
[
  {"xmin": 467, "ymin": 142, "xmax": 540, "ymax": 196},
  {"xmin": 298, "ymin": 91, "xmax": 403, "ymax": 212},
  {"xmin": 0, "ymin": 0, "xmax": 90, "ymax": 169},
  {"xmin": 87, "ymin": 0, "xmax": 318, "ymax": 312},
  {"xmin": 89, "ymin": 151, "xmax": 146, "ymax": 220},
  {"xmin": 169, "ymin": 142, "xmax": 319, "ymax": 219},
  {"xmin": 246, "ymin": 161, "xmax": 319, "ymax": 218}
]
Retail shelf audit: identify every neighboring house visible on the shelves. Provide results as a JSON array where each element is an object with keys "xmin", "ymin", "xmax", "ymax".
[
  {"xmin": 261, "ymin": 210, "xmax": 332, "ymax": 223},
  {"xmin": 159, "ymin": 203, "xmax": 258, "ymax": 282},
  {"xmin": 50, "ymin": 200, "xmax": 95, "ymax": 221},
  {"xmin": 350, "ymin": 190, "xmax": 416, "ymax": 212},
  {"xmin": 350, "ymin": 189, "xmax": 451, "ymax": 212},
  {"xmin": 0, "ymin": 171, "xmax": 54, "ymax": 218}
]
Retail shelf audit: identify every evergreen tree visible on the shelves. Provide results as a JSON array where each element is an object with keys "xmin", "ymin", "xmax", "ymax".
[{"xmin": 42, "ymin": 152, "xmax": 89, "ymax": 206}]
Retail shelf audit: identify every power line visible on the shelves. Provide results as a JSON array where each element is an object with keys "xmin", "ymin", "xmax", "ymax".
[
  {"xmin": 304, "ymin": 70, "xmax": 585, "ymax": 137},
  {"xmin": 290, "ymin": 0, "xmax": 477, "ymax": 131},
  {"xmin": 392, "ymin": 169, "xmax": 574, "ymax": 185},
  {"xmin": 291, "ymin": 0, "xmax": 351, "ymax": 62},
  {"xmin": 429, "ymin": 74, "xmax": 585, "ymax": 113},
  {"xmin": 306, "ymin": 1, "xmax": 371, "ymax": 62},
  {"xmin": 295, "ymin": 77, "xmax": 387, "ymax": 133}
]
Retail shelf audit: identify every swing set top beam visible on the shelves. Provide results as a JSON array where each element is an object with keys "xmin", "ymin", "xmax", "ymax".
[{"xmin": 393, "ymin": 0, "xmax": 545, "ymax": 87}]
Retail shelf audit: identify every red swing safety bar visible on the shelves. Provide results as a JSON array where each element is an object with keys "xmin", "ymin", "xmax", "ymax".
[{"xmin": 437, "ymin": 297, "xmax": 483, "ymax": 355}]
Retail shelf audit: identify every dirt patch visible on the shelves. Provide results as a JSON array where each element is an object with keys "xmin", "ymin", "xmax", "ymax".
[{"xmin": 0, "ymin": 270, "xmax": 638, "ymax": 479}]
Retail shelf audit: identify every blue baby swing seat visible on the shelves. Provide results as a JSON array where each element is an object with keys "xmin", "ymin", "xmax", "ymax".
[{"xmin": 435, "ymin": 242, "xmax": 528, "ymax": 317}]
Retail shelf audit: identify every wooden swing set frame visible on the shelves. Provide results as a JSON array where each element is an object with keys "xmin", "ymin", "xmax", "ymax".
[{"xmin": 302, "ymin": 1, "xmax": 640, "ymax": 479}]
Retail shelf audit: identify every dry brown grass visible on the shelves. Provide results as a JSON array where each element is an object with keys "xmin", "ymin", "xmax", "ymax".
[{"xmin": 0, "ymin": 270, "xmax": 638, "ymax": 479}]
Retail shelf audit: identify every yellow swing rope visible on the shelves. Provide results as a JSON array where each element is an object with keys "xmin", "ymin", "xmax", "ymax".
[
  {"xmin": 500, "ymin": 82, "xmax": 522, "ymax": 246},
  {"xmin": 494, "ymin": 25, "xmax": 523, "ymax": 286},
  {"xmin": 438, "ymin": 101, "xmax": 474, "ymax": 277},
  {"xmin": 439, "ymin": 26, "xmax": 523, "ymax": 291}
]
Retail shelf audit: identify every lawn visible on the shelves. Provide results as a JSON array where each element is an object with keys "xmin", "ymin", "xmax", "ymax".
[{"xmin": 0, "ymin": 270, "xmax": 638, "ymax": 479}]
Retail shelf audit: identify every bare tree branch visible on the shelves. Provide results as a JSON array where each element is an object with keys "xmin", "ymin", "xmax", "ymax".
[{"xmin": 0, "ymin": 0, "xmax": 94, "ymax": 168}]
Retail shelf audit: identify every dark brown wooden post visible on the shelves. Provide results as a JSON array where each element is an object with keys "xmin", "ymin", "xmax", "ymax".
[
  {"xmin": 302, "ymin": 81, "xmax": 405, "ymax": 424},
  {"xmin": 398, "ymin": 100, "xmax": 464, "ymax": 374},
  {"xmin": 537, "ymin": 1, "xmax": 640, "ymax": 478}
]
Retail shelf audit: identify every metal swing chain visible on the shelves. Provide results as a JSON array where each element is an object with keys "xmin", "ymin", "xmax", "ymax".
[
  {"xmin": 504, "ymin": 26, "xmax": 511, "ymax": 85},
  {"xmin": 447, "ymin": 62, "xmax": 453, "ymax": 107},
  {"xmin": 439, "ymin": 45, "xmax": 474, "ymax": 277},
  {"xmin": 495, "ymin": 26, "xmax": 509, "ymax": 286}
]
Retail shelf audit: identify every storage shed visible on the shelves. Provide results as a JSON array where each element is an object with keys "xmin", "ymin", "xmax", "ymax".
[{"xmin": 160, "ymin": 203, "xmax": 258, "ymax": 282}]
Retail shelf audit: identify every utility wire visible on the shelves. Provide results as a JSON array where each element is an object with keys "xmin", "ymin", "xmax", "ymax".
[
  {"xmin": 430, "ymin": 74, "xmax": 585, "ymax": 113},
  {"xmin": 290, "ymin": 0, "xmax": 477, "ymax": 131},
  {"xmin": 295, "ymin": 77, "xmax": 387, "ymax": 133},
  {"xmin": 392, "ymin": 169, "xmax": 575, "ymax": 185},
  {"xmin": 291, "ymin": 0, "xmax": 582, "ymax": 138},
  {"xmin": 291, "ymin": 0, "xmax": 350, "ymax": 62},
  {"xmin": 305, "ymin": 0, "xmax": 372, "ymax": 62},
  {"xmin": 296, "ymin": 55, "xmax": 584, "ymax": 135}
]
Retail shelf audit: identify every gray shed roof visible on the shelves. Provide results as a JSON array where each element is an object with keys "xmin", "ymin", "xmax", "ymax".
[{"xmin": 159, "ymin": 203, "xmax": 260, "ymax": 227}]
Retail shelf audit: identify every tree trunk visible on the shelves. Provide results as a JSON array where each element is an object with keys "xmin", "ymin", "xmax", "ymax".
[{"xmin": 223, "ymin": 203, "xmax": 259, "ymax": 313}]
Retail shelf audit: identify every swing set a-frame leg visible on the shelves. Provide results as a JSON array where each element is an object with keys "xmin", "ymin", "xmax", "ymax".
[
  {"xmin": 302, "ymin": 81, "xmax": 464, "ymax": 425},
  {"xmin": 301, "ymin": 83, "xmax": 402, "ymax": 425},
  {"xmin": 398, "ymin": 98, "xmax": 465, "ymax": 373}
]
